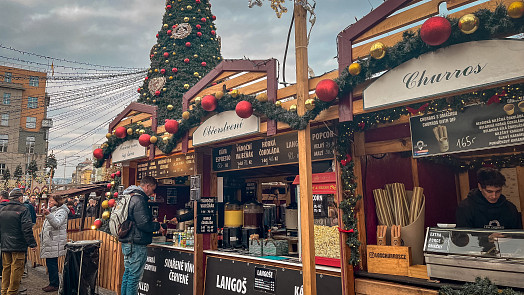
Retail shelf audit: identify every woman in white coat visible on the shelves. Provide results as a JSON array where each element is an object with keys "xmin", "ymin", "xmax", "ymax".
[{"xmin": 40, "ymin": 195, "xmax": 69, "ymax": 292}]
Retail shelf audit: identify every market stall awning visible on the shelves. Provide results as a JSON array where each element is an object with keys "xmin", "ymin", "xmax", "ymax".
[
  {"xmin": 293, "ymin": 172, "xmax": 337, "ymax": 194},
  {"xmin": 49, "ymin": 183, "xmax": 108, "ymax": 198}
]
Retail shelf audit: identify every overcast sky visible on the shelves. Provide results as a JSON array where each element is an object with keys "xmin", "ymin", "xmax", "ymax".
[{"xmin": 0, "ymin": 0, "xmax": 393, "ymax": 178}]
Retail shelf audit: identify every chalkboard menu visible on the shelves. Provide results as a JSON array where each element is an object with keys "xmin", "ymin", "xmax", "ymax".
[
  {"xmin": 410, "ymin": 99, "xmax": 524, "ymax": 158},
  {"xmin": 137, "ymin": 153, "xmax": 195, "ymax": 180},
  {"xmin": 424, "ymin": 228, "xmax": 450, "ymax": 253},
  {"xmin": 313, "ymin": 194, "xmax": 328, "ymax": 218},
  {"xmin": 139, "ymin": 247, "xmax": 194, "ymax": 295},
  {"xmin": 213, "ymin": 127, "xmax": 335, "ymax": 172},
  {"xmin": 196, "ymin": 198, "xmax": 217, "ymax": 234},
  {"xmin": 204, "ymin": 256, "xmax": 341, "ymax": 295}
]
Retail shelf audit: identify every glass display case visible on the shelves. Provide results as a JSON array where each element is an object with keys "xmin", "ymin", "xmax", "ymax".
[{"xmin": 424, "ymin": 227, "xmax": 524, "ymax": 288}]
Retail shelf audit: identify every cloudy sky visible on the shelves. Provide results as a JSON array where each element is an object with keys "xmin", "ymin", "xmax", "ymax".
[{"xmin": 0, "ymin": 0, "xmax": 398, "ymax": 178}]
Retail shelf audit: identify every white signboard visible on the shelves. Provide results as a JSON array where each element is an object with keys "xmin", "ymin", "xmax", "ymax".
[
  {"xmin": 363, "ymin": 40, "xmax": 524, "ymax": 110},
  {"xmin": 192, "ymin": 110, "xmax": 260, "ymax": 146},
  {"xmin": 111, "ymin": 139, "xmax": 146, "ymax": 163}
]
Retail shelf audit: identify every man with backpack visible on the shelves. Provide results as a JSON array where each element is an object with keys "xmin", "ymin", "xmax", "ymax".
[{"xmin": 118, "ymin": 176, "xmax": 165, "ymax": 295}]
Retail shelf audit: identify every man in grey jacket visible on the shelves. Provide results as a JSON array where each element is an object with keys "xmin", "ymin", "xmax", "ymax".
[
  {"xmin": 0, "ymin": 188, "xmax": 37, "ymax": 295},
  {"xmin": 119, "ymin": 176, "xmax": 164, "ymax": 295}
]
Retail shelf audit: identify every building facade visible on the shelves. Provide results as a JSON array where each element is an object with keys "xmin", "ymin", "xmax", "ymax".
[{"xmin": 0, "ymin": 65, "xmax": 51, "ymax": 186}]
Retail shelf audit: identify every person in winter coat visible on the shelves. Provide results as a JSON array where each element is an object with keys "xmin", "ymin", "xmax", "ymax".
[
  {"xmin": 40, "ymin": 195, "xmax": 69, "ymax": 292},
  {"xmin": 119, "ymin": 176, "xmax": 164, "ymax": 295},
  {"xmin": 23, "ymin": 196, "xmax": 37, "ymax": 224},
  {"xmin": 0, "ymin": 188, "xmax": 37, "ymax": 295},
  {"xmin": 0, "ymin": 190, "xmax": 10, "ymax": 278}
]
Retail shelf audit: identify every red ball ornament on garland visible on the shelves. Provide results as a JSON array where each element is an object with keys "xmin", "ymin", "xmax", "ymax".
[
  {"xmin": 165, "ymin": 119, "xmax": 179, "ymax": 134},
  {"xmin": 196, "ymin": 0, "xmax": 201, "ymax": 3},
  {"xmin": 155, "ymin": 90, "xmax": 161, "ymax": 96},
  {"xmin": 144, "ymin": 76, "xmax": 149, "ymax": 80},
  {"xmin": 201, "ymin": 17, "xmax": 206, "ymax": 22},
  {"xmin": 184, "ymin": 58, "xmax": 190, "ymax": 63},
  {"xmin": 108, "ymin": 199, "xmax": 116, "ymax": 207},
  {"xmin": 93, "ymin": 148, "xmax": 104, "ymax": 160},
  {"xmin": 211, "ymin": 30, "xmax": 216, "ymax": 35},
  {"xmin": 212, "ymin": 15, "xmax": 216, "ymax": 20},
  {"xmin": 160, "ymin": 68, "xmax": 166, "ymax": 74},
  {"xmin": 139, "ymin": 134, "xmax": 151, "ymax": 147},
  {"xmin": 201, "ymin": 62, "xmax": 207, "ymax": 67},
  {"xmin": 166, "ymin": 5, "xmax": 171, "ymax": 9},
  {"xmin": 172, "ymin": 67, "xmax": 178, "ymax": 73},
  {"xmin": 115, "ymin": 126, "xmax": 127, "ymax": 138},
  {"xmin": 315, "ymin": 79, "xmax": 339, "ymax": 102},
  {"xmin": 150, "ymin": 54, "xmax": 154, "ymax": 59},
  {"xmin": 420, "ymin": 16, "xmax": 451, "ymax": 46},
  {"xmin": 93, "ymin": 219, "xmax": 102, "ymax": 229},
  {"xmin": 111, "ymin": 173, "xmax": 115, "ymax": 179},
  {"xmin": 197, "ymin": 32, "xmax": 202, "ymax": 37},
  {"xmin": 172, "ymin": 24, "xmax": 177, "ymax": 29},
  {"xmin": 196, "ymin": 24, "xmax": 201, "ymax": 30},
  {"xmin": 185, "ymin": 42, "xmax": 191, "ymax": 47},
  {"xmin": 156, "ymin": 34, "xmax": 159, "ymax": 38},
  {"xmin": 116, "ymin": 171, "xmax": 121, "ymax": 177},
  {"xmin": 137, "ymin": 88, "xmax": 141, "ymax": 93},
  {"xmin": 167, "ymin": 30, "xmax": 172, "ymax": 35},
  {"xmin": 201, "ymin": 95, "xmax": 217, "ymax": 112},
  {"xmin": 107, "ymin": 183, "xmax": 112, "ymax": 189},
  {"xmin": 235, "ymin": 101, "xmax": 253, "ymax": 118}
]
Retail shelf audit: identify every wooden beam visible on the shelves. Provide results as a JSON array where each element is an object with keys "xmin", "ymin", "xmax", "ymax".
[
  {"xmin": 458, "ymin": 171, "xmax": 470, "ymax": 201},
  {"xmin": 295, "ymin": 4, "xmax": 316, "ymax": 295},
  {"xmin": 114, "ymin": 113, "xmax": 152, "ymax": 129},
  {"xmin": 355, "ymin": 278, "xmax": 438, "ymax": 295},
  {"xmin": 411, "ymin": 158, "xmax": 419, "ymax": 187},
  {"xmin": 516, "ymin": 166, "xmax": 524, "ymax": 227},
  {"xmin": 353, "ymin": 136, "xmax": 367, "ymax": 272},
  {"xmin": 194, "ymin": 72, "xmax": 267, "ymax": 98},
  {"xmin": 364, "ymin": 137, "xmax": 411, "ymax": 155}
]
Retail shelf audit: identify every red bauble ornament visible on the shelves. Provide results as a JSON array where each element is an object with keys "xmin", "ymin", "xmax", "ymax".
[
  {"xmin": 212, "ymin": 15, "xmax": 216, "ymax": 20},
  {"xmin": 144, "ymin": 76, "xmax": 149, "ymax": 80},
  {"xmin": 172, "ymin": 24, "xmax": 177, "ymax": 29},
  {"xmin": 196, "ymin": 24, "xmax": 201, "ymax": 29},
  {"xmin": 167, "ymin": 30, "xmax": 172, "ymax": 35},
  {"xmin": 196, "ymin": 0, "xmax": 201, "ymax": 3},
  {"xmin": 184, "ymin": 58, "xmax": 190, "ymax": 63},
  {"xmin": 139, "ymin": 134, "xmax": 151, "ymax": 147},
  {"xmin": 340, "ymin": 159, "xmax": 347, "ymax": 166},
  {"xmin": 197, "ymin": 32, "xmax": 202, "ymax": 37},
  {"xmin": 111, "ymin": 173, "xmax": 115, "ymax": 179},
  {"xmin": 155, "ymin": 90, "xmax": 161, "ymax": 96},
  {"xmin": 115, "ymin": 126, "xmax": 127, "ymax": 138},
  {"xmin": 150, "ymin": 54, "xmax": 154, "ymax": 59},
  {"xmin": 166, "ymin": 4, "xmax": 171, "ymax": 9},
  {"xmin": 235, "ymin": 101, "xmax": 253, "ymax": 118},
  {"xmin": 201, "ymin": 62, "xmax": 207, "ymax": 67},
  {"xmin": 201, "ymin": 17, "xmax": 206, "ymax": 22},
  {"xmin": 156, "ymin": 34, "xmax": 159, "ymax": 38},
  {"xmin": 201, "ymin": 95, "xmax": 217, "ymax": 112},
  {"xmin": 164, "ymin": 119, "xmax": 179, "ymax": 134},
  {"xmin": 420, "ymin": 16, "xmax": 451, "ymax": 46},
  {"xmin": 107, "ymin": 183, "xmax": 112, "ymax": 189},
  {"xmin": 315, "ymin": 79, "xmax": 339, "ymax": 102},
  {"xmin": 93, "ymin": 148, "xmax": 104, "ymax": 159},
  {"xmin": 211, "ymin": 30, "xmax": 216, "ymax": 35},
  {"xmin": 137, "ymin": 88, "xmax": 141, "ymax": 93},
  {"xmin": 108, "ymin": 199, "xmax": 116, "ymax": 207},
  {"xmin": 185, "ymin": 42, "xmax": 191, "ymax": 47},
  {"xmin": 116, "ymin": 171, "xmax": 121, "ymax": 177},
  {"xmin": 172, "ymin": 67, "xmax": 178, "ymax": 73},
  {"xmin": 93, "ymin": 219, "xmax": 102, "ymax": 228},
  {"xmin": 160, "ymin": 68, "xmax": 166, "ymax": 74}
]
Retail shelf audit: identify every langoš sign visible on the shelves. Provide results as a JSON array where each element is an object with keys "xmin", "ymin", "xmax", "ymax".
[{"xmin": 363, "ymin": 40, "xmax": 524, "ymax": 110}]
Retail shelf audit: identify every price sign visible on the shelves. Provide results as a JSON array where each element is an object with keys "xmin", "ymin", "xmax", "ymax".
[
  {"xmin": 424, "ymin": 229, "xmax": 450, "ymax": 253},
  {"xmin": 196, "ymin": 198, "xmax": 217, "ymax": 234}
]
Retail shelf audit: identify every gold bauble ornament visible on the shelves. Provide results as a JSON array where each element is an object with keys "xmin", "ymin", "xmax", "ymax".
[
  {"xmin": 275, "ymin": 101, "xmax": 282, "ymax": 107},
  {"xmin": 172, "ymin": 52, "xmax": 176, "ymax": 55},
  {"xmin": 169, "ymin": 13, "xmax": 172, "ymax": 16},
  {"xmin": 148, "ymin": 69, "xmax": 153, "ymax": 73},
  {"xmin": 182, "ymin": 111, "xmax": 190, "ymax": 120},
  {"xmin": 289, "ymin": 104, "xmax": 297, "ymax": 112},
  {"xmin": 102, "ymin": 211, "xmax": 111, "ymax": 220},
  {"xmin": 106, "ymin": 133, "xmax": 112, "ymax": 139},
  {"xmin": 150, "ymin": 136, "xmax": 158, "ymax": 144},
  {"xmin": 458, "ymin": 14, "xmax": 479, "ymax": 34},
  {"xmin": 111, "ymin": 181, "xmax": 115, "ymax": 186},
  {"xmin": 215, "ymin": 91, "xmax": 224, "ymax": 99},
  {"xmin": 230, "ymin": 89, "xmax": 239, "ymax": 98},
  {"xmin": 164, "ymin": 132, "xmax": 169, "ymax": 136},
  {"xmin": 193, "ymin": 72, "xmax": 199, "ymax": 77},
  {"xmin": 305, "ymin": 98, "xmax": 315, "ymax": 111},
  {"xmin": 162, "ymin": 88, "xmax": 167, "ymax": 92},
  {"xmin": 184, "ymin": 17, "xmax": 190, "ymax": 22},
  {"xmin": 162, "ymin": 46, "xmax": 166, "ymax": 50},
  {"xmin": 127, "ymin": 128, "xmax": 133, "ymax": 135},
  {"xmin": 193, "ymin": 54, "xmax": 199, "ymax": 58},
  {"xmin": 152, "ymin": 99, "xmax": 156, "ymax": 103},
  {"xmin": 256, "ymin": 93, "xmax": 268, "ymax": 102},
  {"xmin": 165, "ymin": 60, "xmax": 169, "ymax": 63},
  {"xmin": 135, "ymin": 129, "xmax": 140, "ymax": 134},
  {"xmin": 217, "ymin": 57, "xmax": 221, "ymax": 60},
  {"xmin": 154, "ymin": 68, "xmax": 158, "ymax": 72},
  {"xmin": 142, "ymin": 93, "xmax": 147, "ymax": 96},
  {"xmin": 181, "ymin": 8, "xmax": 184, "ymax": 11},
  {"xmin": 194, "ymin": 97, "xmax": 202, "ymax": 104},
  {"xmin": 139, "ymin": 130, "xmax": 145, "ymax": 135},
  {"xmin": 101, "ymin": 200, "xmax": 109, "ymax": 209},
  {"xmin": 508, "ymin": 1, "xmax": 524, "ymax": 18},
  {"xmin": 167, "ymin": 104, "xmax": 174, "ymax": 111},
  {"xmin": 186, "ymin": 5, "xmax": 192, "ymax": 10},
  {"xmin": 146, "ymin": 97, "xmax": 150, "ymax": 101},
  {"xmin": 163, "ymin": 24, "xmax": 168, "ymax": 29},
  {"xmin": 348, "ymin": 62, "xmax": 362, "ymax": 76},
  {"xmin": 102, "ymin": 143, "xmax": 108, "ymax": 148},
  {"xmin": 184, "ymin": 84, "xmax": 190, "ymax": 89},
  {"xmin": 370, "ymin": 42, "xmax": 386, "ymax": 59},
  {"xmin": 105, "ymin": 192, "xmax": 110, "ymax": 197},
  {"xmin": 169, "ymin": 76, "xmax": 173, "ymax": 80},
  {"xmin": 162, "ymin": 136, "xmax": 169, "ymax": 144}
]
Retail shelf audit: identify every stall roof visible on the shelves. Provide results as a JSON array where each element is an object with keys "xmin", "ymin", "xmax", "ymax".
[{"xmin": 49, "ymin": 183, "xmax": 108, "ymax": 198}]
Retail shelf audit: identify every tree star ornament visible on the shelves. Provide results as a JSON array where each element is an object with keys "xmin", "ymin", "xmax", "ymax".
[
  {"xmin": 420, "ymin": 16, "xmax": 451, "ymax": 46},
  {"xmin": 508, "ymin": 1, "xmax": 524, "ymax": 18},
  {"xmin": 458, "ymin": 14, "xmax": 479, "ymax": 34},
  {"xmin": 369, "ymin": 42, "xmax": 386, "ymax": 59}
]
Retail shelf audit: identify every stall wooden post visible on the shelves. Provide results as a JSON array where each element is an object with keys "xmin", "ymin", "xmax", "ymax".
[
  {"xmin": 458, "ymin": 171, "xmax": 470, "ymax": 201},
  {"xmin": 295, "ymin": 3, "xmax": 316, "ymax": 295},
  {"xmin": 516, "ymin": 166, "xmax": 524, "ymax": 227},
  {"xmin": 193, "ymin": 150, "xmax": 206, "ymax": 295},
  {"xmin": 352, "ymin": 133, "xmax": 367, "ymax": 272}
]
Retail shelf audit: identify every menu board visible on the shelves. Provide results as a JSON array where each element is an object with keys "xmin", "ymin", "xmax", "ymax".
[
  {"xmin": 139, "ymin": 247, "xmax": 194, "ymax": 295},
  {"xmin": 313, "ymin": 194, "xmax": 328, "ymax": 218},
  {"xmin": 196, "ymin": 198, "xmax": 217, "ymax": 234},
  {"xmin": 213, "ymin": 127, "xmax": 335, "ymax": 172},
  {"xmin": 205, "ymin": 256, "xmax": 341, "ymax": 295},
  {"xmin": 137, "ymin": 153, "xmax": 195, "ymax": 180},
  {"xmin": 410, "ymin": 99, "xmax": 524, "ymax": 158}
]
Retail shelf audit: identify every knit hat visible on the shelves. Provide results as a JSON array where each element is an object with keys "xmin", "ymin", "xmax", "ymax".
[{"xmin": 9, "ymin": 188, "xmax": 23, "ymax": 200}]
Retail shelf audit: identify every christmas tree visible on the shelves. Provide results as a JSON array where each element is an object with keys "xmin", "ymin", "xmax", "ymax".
[{"xmin": 137, "ymin": 0, "xmax": 222, "ymax": 122}]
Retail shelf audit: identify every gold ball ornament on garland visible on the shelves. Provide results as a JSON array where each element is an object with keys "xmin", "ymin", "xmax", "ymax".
[
  {"xmin": 508, "ymin": 1, "xmax": 524, "ymax": 18},
  {"xmin": 105, "ymin": 133, "xmax": 112, "ymax": 139},
  {"xmin": 194, "ymin": 97, "xmax": 202, "ymax": 104},
  {"xmin": 127, "ymin": 128, "xmax": 133, "ymax": 135},
  {"xmin": 162, "ymin": 136, "xmax": 169, "ymax": 144},
  {"xmin": 305, "ymin": 98, "xmax": 315, "ymax": 111},
  {"xmin": 458, "ymin": 14, "xmax": 479, "ymax": 34},
  {"xmin": 101, "ymin": 200, "xmax": 109, "ymax": 209},
  {"xmin": 289, "ymin": 104, "xmax": 297, "ymax": 112},
  {"xmin": 167, "ymin": 104, "xmax": 174, "ymax": 111},
  {"xmin": 215, "ymin": 91, "xmax": 224, "ymax": 99},
  {"xmin": 182, "ymin": 111, "xmax": 190, "ymax": 120},
  {"xmin": 348, "ymin": 62, "xmax": 361, "ymax": 76},
  {"xmin": 150, "ymin": 136, "xmax": 158, "ymax": 144},
  {"xmin": 256, "ymin": 93, "xmax": 268, "ymax": 102},
  {"xmin": 370, "ymin": 42, "xmax": 386, "ymax": 59},
  {"xmin": 184, "ymin": 17, "xmax": 190, "ymax": 22},
  {"xmin": 275, "ymin": 100, "xmax": 282, "ymax": 107},
  {"xmin": 111, "ymin": 181, "xmax": 115, "ymax": 186},
  {"xmin": 102, "ymin": 211, "xmax": 111, "ymax": 220},
  {"xmin": 231, "ymin": 89, "xmax": 240, "ymax": 98},
  {"xmin": 193, "ymin": 72, "xmax": 199, "ymax": 77},
  {"xmin": 184, "ymin": 84, "xmax": 190, "ymax": 89},
  {"xmin": 139, "ymin": 129, "xmax": 145, "ymax": 135}
]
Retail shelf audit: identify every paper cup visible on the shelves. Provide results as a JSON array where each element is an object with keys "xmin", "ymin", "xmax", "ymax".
[
  {"xmin": 504, "ymin": 104, "xmax": 515, "ymax": 115},
  {"xmin": 518, "ymin": 101, "xmax": 524, "ymax": 112}
]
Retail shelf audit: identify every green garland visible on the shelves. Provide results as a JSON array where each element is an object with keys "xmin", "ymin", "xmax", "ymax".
[{"xmin": 439, "ymin": 277, "xmax": 522, "ymax": 295}]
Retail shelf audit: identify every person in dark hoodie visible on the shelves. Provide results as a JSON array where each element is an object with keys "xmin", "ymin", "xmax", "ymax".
[
  {"xmin": 119, "ymin": 176, "xmax": 164, "ymax": 295},
  {"xmin": 0, "ymin": 190, "xmax": 9, "ymax": 277},
  {"xmin": 456, "ymin": 167, "xmax": 522, "ymax": 230}
]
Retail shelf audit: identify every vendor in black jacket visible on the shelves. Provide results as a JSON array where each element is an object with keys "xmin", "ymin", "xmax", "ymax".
[{"xmin": 456, "ymin": 167, "xmax": 522, "ymax": 230}]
